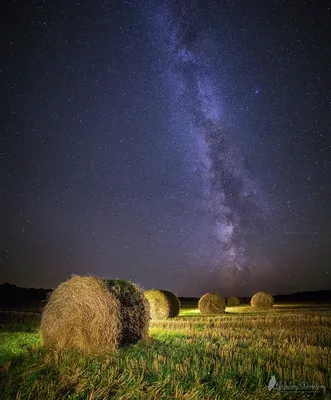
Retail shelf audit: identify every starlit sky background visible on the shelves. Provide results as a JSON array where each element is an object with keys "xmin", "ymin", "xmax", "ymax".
[{"xmin": 1, "ymin": 0, "xmax": 330, "ymax": 296}]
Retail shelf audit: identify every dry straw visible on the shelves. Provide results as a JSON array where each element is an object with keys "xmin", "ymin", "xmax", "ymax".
[
  {"xmin": 226, "ymin": 296, "xmax": 240, "ymax": 307},
  {"xmin": 198, "ymin": 293, "xmax": 226, "ymax": 314},
  {"xmin": 105, "ymin": 279, "xmax": 150, "ymax": 345},
  {"xmin": 41, "ymin": 275, "xmax": 149, "ymax": 354},
  {"xmin": 144, "ymin": 289, "xmax": 180, "ymax": 320},
  {"xmin": 250, "ymin": 291, "xmax": 274, "ymax": 308}
]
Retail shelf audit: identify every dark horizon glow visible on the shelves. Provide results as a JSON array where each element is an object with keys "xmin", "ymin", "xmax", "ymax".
[{"xmin": 1, "ymin": 0, "xmax": 330, "ymax": 297}]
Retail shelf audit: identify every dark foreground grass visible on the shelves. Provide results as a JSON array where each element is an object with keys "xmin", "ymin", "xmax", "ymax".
[{"xmin": 0, "ymin": 304, "xmax": 330, "ymax": 399}]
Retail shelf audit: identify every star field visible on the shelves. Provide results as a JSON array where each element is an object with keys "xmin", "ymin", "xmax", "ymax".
[{"xmin": 1, "ymin": 0, "xmax": 330, "ymax": 296}]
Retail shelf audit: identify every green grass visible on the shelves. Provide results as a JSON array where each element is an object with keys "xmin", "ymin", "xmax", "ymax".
[
  {"xmin": 0, "ymin": 331, "xmax": 40, "ymax": 365},
  {"xmin": 0, "ymin": 304, "xmax": 330, "ymax": 399}
]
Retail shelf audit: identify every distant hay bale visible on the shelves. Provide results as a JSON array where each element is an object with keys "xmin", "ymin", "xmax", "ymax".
[
  {"xmin": 250, "ymin": 291, "xmax": 274, "ymax": 308},
  {"xmin": 41, "ymin": 275, "xmax": 149, "ymax": 354},
  {"xmin": 198, "ymin": 293, "xmax": 226, "ymax": 314},
  {"xmin": 226, "ymin": 296, "xmax": 240, "ymax": 307},
  {"xmin": 144, "ymin": 289, "xmax": 180, "ymax": 320}
]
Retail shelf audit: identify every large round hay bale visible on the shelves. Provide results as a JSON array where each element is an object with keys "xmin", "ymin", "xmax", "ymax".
[
  {"xmin": 198, "ymin": 293, "xmax": 226, "ymax": 314},
  {"xmin": 226, "ymin": 296, "xmax": 240, "ymax": 307},
  {"xmin": 41, "ymin": 275, "xmax": 149, "ymax": 354},
  {"xmin": 250, "ymin": 291, "xmax": 274, "ymax": 308},
  {"xmin": 144, "ymin": 289, "xmax": 180, "ymax": 320}
]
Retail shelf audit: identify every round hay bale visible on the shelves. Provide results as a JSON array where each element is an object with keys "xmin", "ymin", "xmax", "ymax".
[
  {"xmin": 250, "ymin": 291, "xmax": 274, "ymax": 308},
  {"xmin": 226, "ymin": 296, "xmax": 240, "ymax": 307},
  {"xmin": 198, "ymin": 293, "xmax": 226, "ymax": 314},
  {"xmin": 144, "ymin": 289, "xmax": 180, "ymax": 320},
  {"xmin": 41, "ymin": 275, "xmax": 149, "ymax": 354}
]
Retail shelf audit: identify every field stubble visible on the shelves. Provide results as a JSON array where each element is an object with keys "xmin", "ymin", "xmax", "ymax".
[{"xmin": 0, "ymin": 304, "xmax": 330, "ymax": 399}]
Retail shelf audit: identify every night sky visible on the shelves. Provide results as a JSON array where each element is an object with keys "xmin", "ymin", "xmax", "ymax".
[{"xmin": 1, "ymin": 0, "xmax": 330, "ymax": 297}]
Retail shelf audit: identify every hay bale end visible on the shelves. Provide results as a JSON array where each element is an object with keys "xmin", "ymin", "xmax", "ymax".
[
  {"xmin": 226, "ymin": 296, "xmax": 240, "ymax": 307},
  {"xmin": 198, "ymin": 293, "xmax": 226, "ymax": 314},
  {"xmin": 144, "ymin": 289, "xmax": 180, "ymax": 320},
  {"xmin": 250, "ymin": 291, "xmax": 274, "ymax": 308}
]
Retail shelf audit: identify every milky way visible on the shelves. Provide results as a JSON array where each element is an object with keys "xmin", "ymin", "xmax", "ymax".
[
  {"xmin": 1, "ymin": 0, "xmax": 330, "ymax": 295},
  {"xmin": 155, "ymin": 1, "xmax": 271, "ymax": 286}
]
